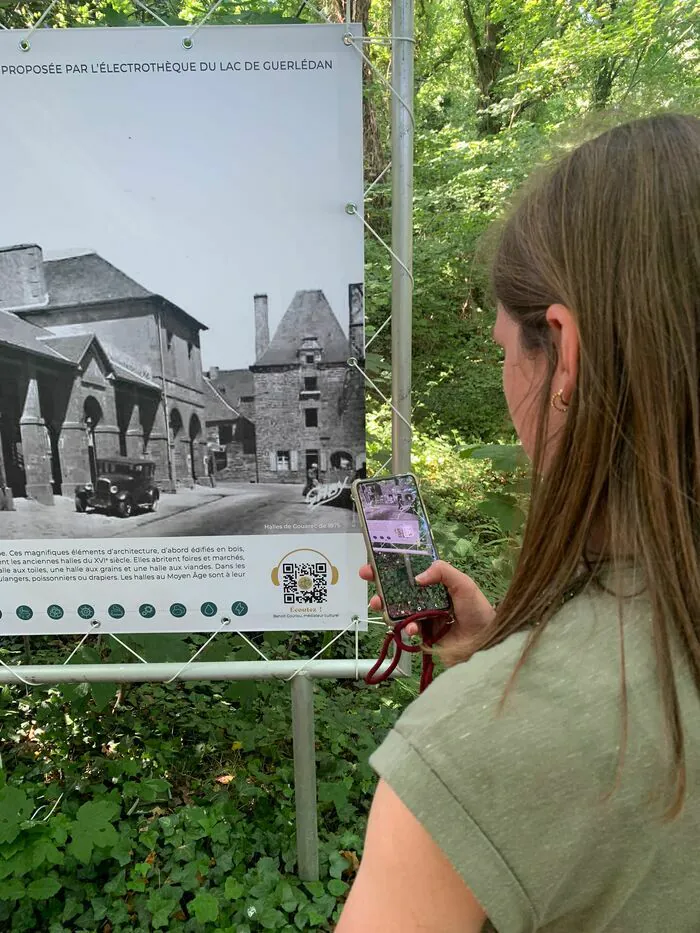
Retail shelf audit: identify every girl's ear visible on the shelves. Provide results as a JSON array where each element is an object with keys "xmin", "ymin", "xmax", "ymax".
[{"xmin": 546, "ymin": 303, "xmax": 579, "ymax": 402}]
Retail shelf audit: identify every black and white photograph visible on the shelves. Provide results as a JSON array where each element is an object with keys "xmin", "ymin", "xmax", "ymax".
[{"xmin": 0, "ymin": 24, "xmax": 365, "ymax": 542}]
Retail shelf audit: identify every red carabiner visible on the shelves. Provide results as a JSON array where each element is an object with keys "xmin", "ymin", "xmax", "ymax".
[{"xmin": 365, "ymin": 609, "xmax": 453, "ymax": 693}]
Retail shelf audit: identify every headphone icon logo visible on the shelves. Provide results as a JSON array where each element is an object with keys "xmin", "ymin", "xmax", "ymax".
[{"xmin": 271, "ymin": 548, "xmax": 340, "ymax": 592}]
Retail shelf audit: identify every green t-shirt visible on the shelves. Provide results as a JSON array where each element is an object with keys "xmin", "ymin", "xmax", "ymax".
[{"xmin": 370, "ymin": 576, "xmax": 700, "ymax": 932}]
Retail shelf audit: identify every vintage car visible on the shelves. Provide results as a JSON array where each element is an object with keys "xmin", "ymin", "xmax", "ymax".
[{"xmin": 75, "ymin": 458, "xmax": 160, "ymax": 518}]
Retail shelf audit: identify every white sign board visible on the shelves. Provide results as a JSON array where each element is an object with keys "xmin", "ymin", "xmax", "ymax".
[{"xmin": 0, "ymin": 24, "xmax": 367, "ymax": 633}]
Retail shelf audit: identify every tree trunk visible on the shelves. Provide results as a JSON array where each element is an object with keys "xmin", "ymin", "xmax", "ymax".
[
  {"xmin": 328, "ymin": 0, "xmax": 386, "ymax": 180},
  {"xmin": 592, "ymin": 56, "xmax": 618, "ymax": 109},
  {"xmin": 462, "ymin": 0, "xmax": 506, "ymax": 136}
]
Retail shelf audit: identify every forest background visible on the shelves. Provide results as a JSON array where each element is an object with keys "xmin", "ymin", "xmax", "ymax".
[{"xmin": 0, "ymin": 0, "xmax": 697, "ymax": 930}]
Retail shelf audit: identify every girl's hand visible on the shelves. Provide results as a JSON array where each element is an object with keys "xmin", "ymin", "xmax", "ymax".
[{"xmin": 359, "ymin": 560, "xmax": 495, "ymax": 662}]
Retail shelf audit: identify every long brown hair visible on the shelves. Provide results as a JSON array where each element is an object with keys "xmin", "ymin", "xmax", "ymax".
[{"xmin": 462, "ymin": 113, "xmax": 700, "ymax": 816}]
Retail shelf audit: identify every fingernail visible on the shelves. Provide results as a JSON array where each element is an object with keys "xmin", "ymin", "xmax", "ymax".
[{"xmin": 415, "ymin": 572, "xmax": 427, "ymax": 583}]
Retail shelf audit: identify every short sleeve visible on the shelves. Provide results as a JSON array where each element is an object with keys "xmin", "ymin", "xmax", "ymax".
[
  {"xmin": 370, "ymin": 633, "xmax": 538, "ymax": 933},
  {"xmin": 368, "ymin": 596, "xmax": 645, "ymax": 933}
]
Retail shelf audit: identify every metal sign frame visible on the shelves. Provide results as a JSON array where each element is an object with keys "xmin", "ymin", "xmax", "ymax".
[{"xmin": 0, "ymin": 0, "xmax": 414, "ymax": 882}]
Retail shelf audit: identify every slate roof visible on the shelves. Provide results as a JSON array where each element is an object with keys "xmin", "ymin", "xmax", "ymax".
[
  {"xmin": 39, "ymin": 333, "xmax": 161, "ymax": 391},
  {"xmin": 44, "ymin": 253, "xmax": 152, "ymax": 307},
  {"xmin": 207, "ymin": 369, "xmax": 254, "ymax": 403},
  {"xmin": 14, "ymin": 249, "xmax": 208, "ymax": 334},
  {"xmin": 111, "ymin": 361, "xmax": 161, "ymax": 391},
  {"xmin": 0, "ymin": 309, "xmax": 73, "ymax": 364},
  {"xmin": 256, "ymin": 290, "xmax": 349, "ymax": 366},
  {"xmin": 38, "ymin": 334, "xmax": 94, "ymax": 363},
  {"xmin": 203, "ymin": 376, "xmax": 240, "ymax": 422}
]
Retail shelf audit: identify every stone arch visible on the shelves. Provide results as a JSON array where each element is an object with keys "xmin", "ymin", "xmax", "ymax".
[
  {"xmin": 169, "ymin": 407, "xmax": 187, "ymax": 483},
  {"xmin": 189, "ymin": 413, "xmax": 202, "ymax": 441},
  {"xmin": 83, "ymin": 395, "xmax": 103, "ymax": 429},
  {"xmin": 188, "ymin": 413, "xmax": 202, "ymax": 483},
  {"xmin": 330, "ymin": 450, "xmax": 353, "ymax": 470},
  {"xmin": 83, "ymin": 396, "xmax": 103, "ymax": 483},
  {"xmin": 170, "ymin": 407, "xmax": 183, "ymax": 438}
]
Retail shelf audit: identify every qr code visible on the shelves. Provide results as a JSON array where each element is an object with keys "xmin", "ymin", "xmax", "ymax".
[{"xmin": 282, "ymin": 562, "xmax": 328, "ymax": 604}]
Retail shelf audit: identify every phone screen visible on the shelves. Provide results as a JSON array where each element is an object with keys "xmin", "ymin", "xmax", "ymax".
[{"xmin": 354, "ymin": 474, "xmax": 451, "ymax": 621}]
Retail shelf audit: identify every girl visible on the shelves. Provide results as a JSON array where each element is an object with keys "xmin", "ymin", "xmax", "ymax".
[{"xmin": 337, "ymin": 114, "xmax": 700, "ymax": 933}]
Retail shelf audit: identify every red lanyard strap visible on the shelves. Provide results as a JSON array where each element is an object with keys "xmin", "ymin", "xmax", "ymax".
[{"xmin": 365, "ymin": 609, "xmax": 453, "ymax": 693}]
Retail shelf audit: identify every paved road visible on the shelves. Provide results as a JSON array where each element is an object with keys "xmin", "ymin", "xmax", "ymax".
[{"xmin": 115, "ymin": 483, "xmax": 358, "ymax": 537}]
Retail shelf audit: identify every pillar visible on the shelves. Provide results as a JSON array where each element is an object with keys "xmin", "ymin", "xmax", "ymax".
[
  {"xmin": 94, "ymin": 385, "xmax": 121, "ymax": 460},
  {"xmin": 19, "ymin": 374, "xmax": 53, "ymax": 505},
  {"xmin": 125, "ymin": 400, "xmax": 143, "ymax": 459},
  {"xmin": 149, "ymin": 402, "xmax": 175, "ymax": 493}
]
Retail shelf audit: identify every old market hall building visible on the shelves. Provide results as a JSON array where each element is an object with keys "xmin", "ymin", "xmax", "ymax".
[
  {"xmin": 204, "ymin": 285, "xmax": 366, "ymax": 486},
  {"xmin": 0, "ymin": 244, "xmax": 207, "ymax": 505}
]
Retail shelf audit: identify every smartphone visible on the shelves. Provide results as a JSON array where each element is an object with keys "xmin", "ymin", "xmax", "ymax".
[{"xmin": 352, "ymin": 473, "xmax": 451, "ymax": 623}]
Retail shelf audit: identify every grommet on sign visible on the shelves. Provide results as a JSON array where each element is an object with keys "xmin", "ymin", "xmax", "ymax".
[
  {"xmin": 17, "ymin": 0, "xmax": 59, "ymax": 53},
  {"xmin": 180, "ymin": 0, "xmax": 227, "ymax": 50}
]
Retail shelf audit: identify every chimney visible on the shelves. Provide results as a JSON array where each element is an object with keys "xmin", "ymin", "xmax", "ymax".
[
  {"xmin": 254, "ymin": 294, "xmax": 270, "ymax": 361},
  {"xmin": 0, "ymin": 244, "xmax": 48, "ymax": 312},
  {"xmin": 348, "ymin": 283, "xmax": 364, "ymax": 361},
  {"xmin": 208, "ymin": 366, "xmax": 220, "ymax": 381}
]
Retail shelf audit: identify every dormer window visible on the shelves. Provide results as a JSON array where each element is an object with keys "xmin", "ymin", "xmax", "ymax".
[{"xmin": 299, "ymin": 336, "xmax": 322, "ymax": 366}]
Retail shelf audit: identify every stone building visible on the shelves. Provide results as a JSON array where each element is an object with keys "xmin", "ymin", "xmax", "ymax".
[
  {"xmin": 203, "ymin": 371, "xmax": 257, "ymax": 481},
  {"xmin": 0, "ymin": 244, "xmax": 207, "ymax": 505},
  {"xmin": 205, "ymin": 285, "xmax": 365, "ymax": 486}
]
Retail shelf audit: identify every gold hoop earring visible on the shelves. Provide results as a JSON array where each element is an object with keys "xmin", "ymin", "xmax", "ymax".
[{"xmin": 551, "ymin": 389, "xmax": 569, "ymax": 413}]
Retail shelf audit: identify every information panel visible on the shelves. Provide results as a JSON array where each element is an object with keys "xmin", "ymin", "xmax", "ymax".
[{"xmin": 0, "ymin": 24, "xmax": 367, "ymax": 633}]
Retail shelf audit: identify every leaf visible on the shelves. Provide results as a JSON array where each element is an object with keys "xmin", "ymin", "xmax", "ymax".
[
  {"xmin": 90, "ymin": 681, "xmax": 118, "ymax": 711},
  {"xmin": 68, "ymin": 799, "xmax": 121, "ymax": 864},
  {"xmin": 304, "ymin": 881, "xmax": 325, "ymax": 899},
  {"xmin": 258, "ymin": 905, "xmax": 286, "ymax": 929},
  {"xmin": 328, "ymin": 850, "xmax": 349, "ymax": 879},
  {"xmin": 147, "ymin": 889, "xmax": 180, "ymax": 928},
  {"xmin": 327, "ymin": 878, "xmax": 348, "ymax": 897},
  {"xmin": 225, "ymin": 681, "xmax": 258, "ymax": 704},
  {"xmin": 478, "ymin": 491, "xmax": 524, "ymax": 535},
  {"xmin": 31, "ymin": 839, "xmax": 63, "ymax": 868},
  {"xmin": 27, "ymin": 875, "xmax": 62, "ymax": 900},
  {"xmin": 223, "ymin": 877, "xmax": 245, "ymax": 901},
  {"xmin": 190, "ymin": 891, "xmax": 219, "ymax": 923},
  {"xmin": 0, "ymin": 878, "xmax": 23, "ymax": 901},
  {"xmin": 215, "ymin": 774, "xmax": 235, "ymax": 785},
  {"xmin": 107, "ymin": 634, "xmax": 191, "ymax": 663},
  {"xmin": 462, "ymin": 443, "xmax": 527, "ymax": 472},
  {"xmin": 0, "ymin": 787, "xmax": 31, "ymax": 843},
  {"xmin": 139, "ymin": 778, "xmax": 172, "ymax": 802}
]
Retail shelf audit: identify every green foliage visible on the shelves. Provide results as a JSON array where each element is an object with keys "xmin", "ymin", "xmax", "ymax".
[
  {"xmin": 362, "ymin": 0, "xmax": 698, "ymax": 439},
  {"xmin": 0, "ymin": 662, "xmax": 398, "ymax": 932}
]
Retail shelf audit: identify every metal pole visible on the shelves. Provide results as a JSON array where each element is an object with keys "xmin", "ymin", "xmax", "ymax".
[
  {"xmin": 391, "ymin": 0, "xmax": 414, "ymax": 674},
  {"xmin": 390, "ymin": 0, "xmax": 414, "ymax": 475},
  {"xmin": 0, "ymin": 657, "xmax": 392, "ymax": 686},
  {"xmin": 291, "ymin": 674, "xmax": 320, "ymax": 881}
]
